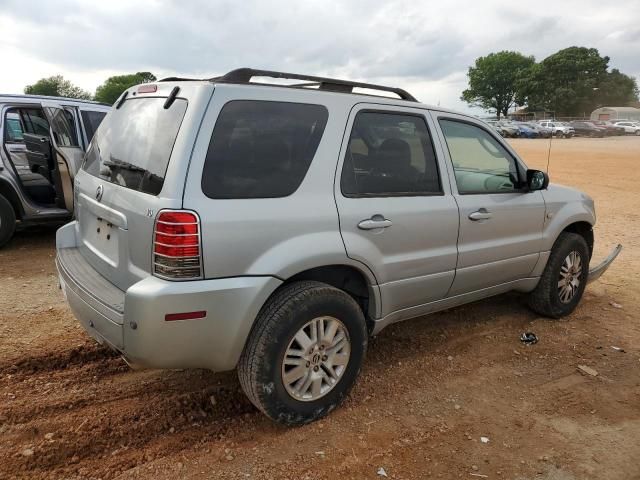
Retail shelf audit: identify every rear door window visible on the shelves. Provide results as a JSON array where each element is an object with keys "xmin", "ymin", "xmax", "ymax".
[
  {"xmin": 201, "ymin": 100, "xmax": 328, "ymax": 199},
  {"xmin": 340, "ymin": 111, "xmax": 441, "ymax": 196},
  {"xmin": 83, "ymin": 98, "xmax": 187, "ymax": 195},
  {"xmin": 4, "ymin": 111, "xmax": 24, "ymax": 142}
]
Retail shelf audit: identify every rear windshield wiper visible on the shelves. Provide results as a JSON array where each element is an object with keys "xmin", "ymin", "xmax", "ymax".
[{"xmin": 103, "ymin": 156, "xmax": 146, "ymax": 172}]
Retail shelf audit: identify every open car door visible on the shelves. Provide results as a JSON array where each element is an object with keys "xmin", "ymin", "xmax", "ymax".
[{"xmin": 24, "ymin": 102, "xmax": 83, "ymax": 212}]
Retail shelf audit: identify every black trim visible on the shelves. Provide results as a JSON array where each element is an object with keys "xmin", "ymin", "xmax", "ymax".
[
  {"xmin": 436, "ymin": 116, "xmax": 529, "ymax": 195},
  {"xmin": 340, "ymin": 109, "xmax": 444, "ymax": 199},
  {"xmin": 115, "ymin": 91, "xmax": 128, "ymax": 109},
  {"xmin": 212, "ymin": 68, "xmax": 416, "ymax": 101}
]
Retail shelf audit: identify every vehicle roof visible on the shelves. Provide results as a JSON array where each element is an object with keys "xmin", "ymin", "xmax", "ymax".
[
  {"xmin": 0, "ymin": 93, "xmax": 111, "ymax": 109},
  {"xmin": 152, "ymin": 78, "xmax": 474, "ymax": 123},
  {"xmin": 157, "ymin": 67, "xmax": 475, "ymax": 120}
]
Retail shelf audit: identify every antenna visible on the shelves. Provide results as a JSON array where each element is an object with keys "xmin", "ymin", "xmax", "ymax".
[{"xmin": 546, "ymin": 123, "xmax": 552, "ymax": 174}]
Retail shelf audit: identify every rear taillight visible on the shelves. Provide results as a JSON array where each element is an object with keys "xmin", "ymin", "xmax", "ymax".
[{"xmin": 153, "ymin": 210, "xmax": 203, "ymax": 280}]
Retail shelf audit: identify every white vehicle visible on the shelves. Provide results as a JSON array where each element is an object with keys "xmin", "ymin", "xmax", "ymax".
[
  {"xmin": 537, "ymin": 121, "xmax": 574, "ymax": 138},
  {"xmin": 613, "ymin": 121, "xmax": 640, "ymax": 135}
]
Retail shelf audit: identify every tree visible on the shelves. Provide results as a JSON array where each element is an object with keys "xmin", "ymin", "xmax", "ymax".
[
  {"xmin": 24, "ymin": 75, "xmax": 92, "ymax": 100},
  {"xmin": 461, "ymin": 51, "xmax": 535, "ymax": 119},
  {"xmin": 596, "ymin": 68, "xmax": 639, "ymax": 107},
  {"xmin": 521, "ymin": 47, "xmax": 610, "ymax": 116},
  {"xmin": 94, "ymin": 72, "xmax": 157, "ymax": 105}
]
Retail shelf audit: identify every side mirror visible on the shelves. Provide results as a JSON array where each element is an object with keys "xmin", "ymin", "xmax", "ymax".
[{"xmin": 526, "ymin": 169, "xmax": 549, "ymax": 191}]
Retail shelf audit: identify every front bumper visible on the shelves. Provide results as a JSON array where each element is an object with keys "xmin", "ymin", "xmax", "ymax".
[
  {"xmin": 56, "ymin": 222, "xmax": 282, "ymax": 372},
  {"xmin": 588, "ymin": 244, "xmax": 623, "ymax": 284}
]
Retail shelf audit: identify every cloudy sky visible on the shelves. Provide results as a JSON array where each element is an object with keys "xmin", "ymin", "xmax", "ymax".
[{"xmin": 0, "ymin": 0, "xmax": 638, "ymax": 113}]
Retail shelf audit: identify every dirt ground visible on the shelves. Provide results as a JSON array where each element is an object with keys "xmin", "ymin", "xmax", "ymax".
[{"xmin": 1, "ymin": 136, "xmax": 639, "ymax": 480}]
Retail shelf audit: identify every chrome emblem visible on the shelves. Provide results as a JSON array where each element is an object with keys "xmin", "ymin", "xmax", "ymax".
[
  {"xmin": 146, "ymin": 208, "xmax": 154, "ymax": 218},
  {"xmin": 95, "ymin": 185, "xmax": 104, "ymax": 202}
]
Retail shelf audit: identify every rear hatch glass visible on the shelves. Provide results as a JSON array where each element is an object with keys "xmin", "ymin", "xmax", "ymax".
[{"xmin": 83, "ymin": 97, "xmax": 187, "ymax": 195}]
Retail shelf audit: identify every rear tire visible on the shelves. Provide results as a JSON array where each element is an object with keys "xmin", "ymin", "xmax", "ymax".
[
  {"xmin": 238, "ymin": 281, "xmax": 368, "ymax": 426},
  {"xmin": 0, "ymin": 194, "xmax": 16, "ymax": 249},
  {"xmin": 528, "ymin": 232, "xmax": 589, "ymax": 318}
]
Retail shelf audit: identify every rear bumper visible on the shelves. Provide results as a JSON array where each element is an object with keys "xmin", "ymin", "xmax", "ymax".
[{"xmin": 56, "ymin": 222, "xmax": 282, "ymax": 371}]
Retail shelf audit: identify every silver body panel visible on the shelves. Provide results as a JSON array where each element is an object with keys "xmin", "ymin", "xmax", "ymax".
[{"xmin": 55, "ymin": 80, "xmax": 616, "ymax": 372}]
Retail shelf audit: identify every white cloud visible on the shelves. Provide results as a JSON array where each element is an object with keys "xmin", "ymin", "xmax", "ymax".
[{"xmin": 0, "ymin": 0, "xmax": 638, "ymax": 114}]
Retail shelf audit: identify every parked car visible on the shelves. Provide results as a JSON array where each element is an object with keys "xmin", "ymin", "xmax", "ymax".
[
  {"xmin": 537, "ymin": 121, "xmax": 574, "ymax": 138},
  {"xmin": 485, "ymin": 120, "xmax": 508, "ymax": 137},
  {"xmin": 588, "ymin": 120, "xmax": 625, "ymax": 136},
  {"xmin": 510, "ymin": 122, "xmax": 539, "ymax": 138},
  {"xmin": 522, "ymin": 122, "xmax": 552, "ymax": 138},
  {"xmin": 55, "ymin": 68, "xmax": 621, "ymax": 426},
  {"xmin": 492, "ymin": 120, "xmax": 520, "ymax": 138},
  {"xmin": 613, "ymin": 121, "xmax": 640, "ymax": 135},
  {"xmin": 569, "ymin": 121, "xmax": 606, "ymax": 137},
  {"xmin": 0, "ymin": 94, "xmax": 110, "ymax": 247}
]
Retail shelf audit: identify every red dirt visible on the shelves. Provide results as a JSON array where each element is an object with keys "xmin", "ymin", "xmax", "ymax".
[{"xmin": 1, "ymin": 136, "xmax": 639, "ymax": 480}]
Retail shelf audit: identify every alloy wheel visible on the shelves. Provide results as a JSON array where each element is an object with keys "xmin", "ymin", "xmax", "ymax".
[
  {"xmin": 281, "ymin": 316, "xmax": 351, "ymax": 402},
  {"xmin": 558, "ymin": 251, "xmax": 583, "ymax": 303}
]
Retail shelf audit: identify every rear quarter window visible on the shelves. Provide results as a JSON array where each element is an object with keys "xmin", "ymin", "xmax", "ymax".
[{"xmin": 201, "ymin": 100, "xmax": 328, "ymax": 199}]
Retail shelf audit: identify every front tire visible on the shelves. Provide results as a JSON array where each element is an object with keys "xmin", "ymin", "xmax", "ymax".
[
  {"xmin": 0, "ymin": 194, "xmax": 17, "ymax": 249},
  {"xmin": 528, "ymin": 232, "xmax": 590, "ymax": 318},
  {"xmin": 238, "ymin": 281, "xmax": 368, "ymax": 426}
]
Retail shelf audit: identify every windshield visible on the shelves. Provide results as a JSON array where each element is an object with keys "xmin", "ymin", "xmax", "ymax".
[{"xmin": 83, "ymin": 97, "xmax": 187, "ymax": 195}]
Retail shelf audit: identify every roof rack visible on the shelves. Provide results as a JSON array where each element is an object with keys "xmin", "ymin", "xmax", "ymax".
[{"xmin": 209, "ymin": 68, "xmax": 417, "ymax": 102}]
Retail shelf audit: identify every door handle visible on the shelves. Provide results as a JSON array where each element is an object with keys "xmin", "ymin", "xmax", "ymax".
[
  {"xmin": 468, "ymin": 209, "xmax": 492, "ymax": 221},
  {"xmin": 358, "ymin": 215, "xmax": 393, "ymax": 230}
]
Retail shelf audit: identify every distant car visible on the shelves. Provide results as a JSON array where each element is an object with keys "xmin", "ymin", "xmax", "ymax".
[
  {"xmin": 511, "ymin": 122, "xmax": 539, "ymax": 139},
  {"xmin": 587, "ymin": 121, "xmax": 625, "ymax": 136},
  {"xmin": 538, "ymin": 121, "xmax": 575, "ymax": 138},
  {"xmin": 523, "ymin": 122, "xmax": 552, "ymax": 138},
  {"xmin": 613, "ymin": 121, "xmax": 640, "ymax": 135},
  {"xmin": 569, "ymin": 121, "xmax": 605, "ymax": 138},
  {"xmin": 485, "ymin": 120, "xmax": 509, "ymax": 137},
  {"xmin": 486, "ymin": 120, "xmax": 519, "ymax": 138}
]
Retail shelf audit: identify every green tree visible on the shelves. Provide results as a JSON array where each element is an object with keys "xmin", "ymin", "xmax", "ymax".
[
  {"xmin": 94, "ymin": 72, "xmax": 157, "ymax": 105},
  {"xmin": 521, "ymin": 47, "xmax": 610, "ymax": 116},
  {"xmin": 461, "ymin": 51, "xmax": 535, "ymax": 119},
  {"xmin": 24, "ymin": 75, "xmax": 92, "ymax": 100},
  {"xmin": 596, "ymin": 68, "xmax": 639, "ymax": 107}
]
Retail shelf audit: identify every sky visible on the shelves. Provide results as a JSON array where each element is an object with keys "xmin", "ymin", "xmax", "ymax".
[{"xmin": 0, "ymin": 0, "xmax": 638, "ymax": 114}]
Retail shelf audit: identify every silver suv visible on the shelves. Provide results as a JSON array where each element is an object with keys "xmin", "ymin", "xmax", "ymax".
[
  {"xmin": 56, "ymin": 69, "xmax": 621, "ymax": 425},
  {"xmin": 0, "ymin": 95, "xmax": 110, "ymax": 247}
]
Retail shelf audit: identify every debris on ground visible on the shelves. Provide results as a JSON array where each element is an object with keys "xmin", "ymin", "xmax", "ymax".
[
  {"xmin": 377, "ymin": 467, "xmax": 388, "ymax": 477},
  {"xmin": 520, "ymin": 332, "xmax": 538, "ymax": 345},
  {"xmin": 611, "ymin": 346, "xmax": 625, "ymax": 352},
  {"xmin": 610, "ymin": 302, "xmax": 623, "ymax": 309},
  {"xmin": 480, "ymin": 436, "xmax": 490, "ymax": 444},
  {"xmin": 577, "ymin": 365, "xmax": 599, "ymax": 377}
]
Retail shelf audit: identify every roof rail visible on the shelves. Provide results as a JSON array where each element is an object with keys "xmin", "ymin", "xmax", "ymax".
[{"xmin": 210, "ymin": 68, "xmax": 417, "ymax": 102}]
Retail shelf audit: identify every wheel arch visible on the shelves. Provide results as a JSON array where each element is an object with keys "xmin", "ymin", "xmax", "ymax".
[
  {"xmin": 0, "ymin": 178, "xmax": 23, "ymax": 219},
  {"xmin": 561, "ymin": 221, "xmax": 594, "ymax": 258},
  {"xmin": 282, "ymin": 264, "xmax": 380, "ymax": 331}
]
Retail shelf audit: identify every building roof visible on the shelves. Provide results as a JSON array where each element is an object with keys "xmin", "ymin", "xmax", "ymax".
[{"xmin": 592, "ymin": 106, "xmax": 640, "ymax": 112}]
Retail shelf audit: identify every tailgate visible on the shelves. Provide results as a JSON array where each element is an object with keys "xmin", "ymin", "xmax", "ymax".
[{"xmin": 72, "ymin": 81, "xmax": 214, "ymax": 291}]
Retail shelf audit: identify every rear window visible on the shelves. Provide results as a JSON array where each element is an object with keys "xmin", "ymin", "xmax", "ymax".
[
  {"xmin": 83, "ymin": 98, "xmax": 187, "ymax": 195},
  {"xmin": 201, "ymin": 100, "xmax": 328, "ymax": 199},
  {"xmin": 81, "ymin": 110, "xmax": 107, "ymax": 142}
]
